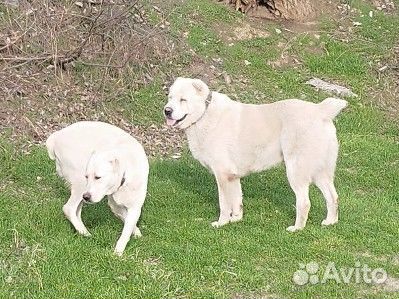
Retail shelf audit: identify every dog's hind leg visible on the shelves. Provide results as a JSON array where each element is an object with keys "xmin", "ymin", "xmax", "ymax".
[
  {"xmin": 212, "ymin": 172, "xmax": 243, "ymax": 228},
  {"xmin": 286, "ymin": 184, "xmax": 311, "ymax": 232},
  {"xmin": 285, "ymin": 162, "xmax": 311, "ymax": 232},
  {"xmin": 63, "ymin": 185, "xmax": 91, "ymax": 236},
  {"xmin": 108, "ymin": 196, "xmax": 141, "ymax": 238},
  {"xmin": 315, "ymin": 176, "xmax": 338, "ymax": 226}
]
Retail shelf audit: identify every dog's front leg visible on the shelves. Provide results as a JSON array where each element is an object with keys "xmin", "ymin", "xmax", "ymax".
[
  {"xmin": 212, "ymin": 172, "xmax": 243, "ymax": 228},
  {"xmin": 229, "ymin": 176, "xmax": 243, "ymax": 223}
]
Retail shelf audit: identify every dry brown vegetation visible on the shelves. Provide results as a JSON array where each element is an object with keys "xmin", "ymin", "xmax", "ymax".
[
  {"xmin": 0, "ymin": 0, "xmax": 184, "ymax": 156},
  {"xmin": 1, "ymin": 0, "xmax": 397, "ymax": 157}
]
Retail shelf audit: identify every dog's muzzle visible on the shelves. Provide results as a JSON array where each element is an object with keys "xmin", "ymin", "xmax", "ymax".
[
  {"xmin": 82, "ymin": 192, "xmax": 92, "ymax": 203},
  {"xmin": 164, "ymin": 106, "xmax": 187, "ymax": 127},
  {"xmin": 164, "ymin": 107, "xmax": 173, "ymax": 117}
]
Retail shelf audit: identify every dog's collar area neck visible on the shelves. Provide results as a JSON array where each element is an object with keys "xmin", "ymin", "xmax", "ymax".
[
  {"xmin": 186, "ymin": 90, "xmax": 213, "ymax": 129},
  {"xmin": 119, "ymin": 172, "xmax": 126, "ymax": 188},
  {"xmin": 205, "ymin": 90, "xmax": 212, "ymax": 108}
]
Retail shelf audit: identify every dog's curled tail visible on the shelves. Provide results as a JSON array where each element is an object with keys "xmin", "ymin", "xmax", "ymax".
[
  {"xmin": 319, "ymin": 97, "xmax": 348, "ymax": 120},
  {"xmin": 45, "ymin": 132, "xmax": 58, "ymax": 160}
]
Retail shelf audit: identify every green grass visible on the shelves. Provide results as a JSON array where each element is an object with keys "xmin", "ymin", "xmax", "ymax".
[
  {"xmin": 111, "ymin": 81, "xmax": 166, "ymax": 126},
  {"xmin": 0, "ymin": 119, "xmax": 398, "ymax": 298},
  {"xmin": 1, "ymin": 0, "xmax": 399, "ymax": 298}
]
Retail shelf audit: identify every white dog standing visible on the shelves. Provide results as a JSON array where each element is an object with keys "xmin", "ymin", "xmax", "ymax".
[
  {"xmin": 164, "ymin": 77, "xmax": 347, "ymax": 232},
  {"xmin": 46, "ymin": 121, "xmax": 149, "ymax": 255}
]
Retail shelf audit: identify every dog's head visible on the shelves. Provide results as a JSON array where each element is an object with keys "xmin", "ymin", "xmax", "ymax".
[
  {"xmin": 163, "ymin": 77, "xmax": 210, "ymax": 129},
  {"xmin": 82, "ymin": 151, "xmax": 124, "ymax": 204}
]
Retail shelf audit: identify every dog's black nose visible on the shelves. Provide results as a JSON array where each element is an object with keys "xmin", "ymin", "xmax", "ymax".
[
  {"xmin": 164, "ymin": 107, "xmax": 173, "ymax": 117},
  {"xmin": 82, "ymin": 192, "xmax": 92, "ymax": 202}
]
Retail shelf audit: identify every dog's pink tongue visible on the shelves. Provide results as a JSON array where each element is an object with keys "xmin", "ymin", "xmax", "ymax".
[{"xmin": 166, "ymin": 118, "xmax": 176, "ymax": 126}]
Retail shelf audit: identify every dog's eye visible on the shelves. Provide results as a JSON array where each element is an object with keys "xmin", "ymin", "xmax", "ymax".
[
  {"xmin": 180, "ymin": 98, "xmax": 187, "ymax": 102},
  {"xmin": 85, "ymin": 175, "xmax": 88, "ymax": 179},
  {"xmin": 94, "ymin": 176, "xmax": 101, "ymax": 180}
]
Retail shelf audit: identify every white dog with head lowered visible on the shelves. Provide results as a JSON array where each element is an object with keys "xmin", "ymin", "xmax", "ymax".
[
  {"xmin": 46, "ymin": 121, "xmax": 149, "ymax": 255},
  {"xmin": 164, "ymin": 77, "xmax": 347, "ymax": 232}
]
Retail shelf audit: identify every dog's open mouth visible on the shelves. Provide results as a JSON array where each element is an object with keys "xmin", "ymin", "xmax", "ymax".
[{"xmin": 166, "ymin": 114, "xmax": 187, "ymax": 127}]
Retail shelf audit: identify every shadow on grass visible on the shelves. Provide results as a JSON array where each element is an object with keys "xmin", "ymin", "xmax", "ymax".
[{"xmin": 151, "ymin": 157, "xmax": 297, "ymax": 217}]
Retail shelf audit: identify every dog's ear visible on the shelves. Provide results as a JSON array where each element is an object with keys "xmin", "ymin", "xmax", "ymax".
[{"xmin": 192, "ymin": 79, "xmax": 207, "ymax": 94}]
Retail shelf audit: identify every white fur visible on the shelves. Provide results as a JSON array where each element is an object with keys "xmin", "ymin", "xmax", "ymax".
[
  {"xmin": 46, "ymin": 121, "xmax": 149, "ymax": 255},
  {"xmin": 165, "ymin": 77, "xmax": 347, "ymax": 231}
]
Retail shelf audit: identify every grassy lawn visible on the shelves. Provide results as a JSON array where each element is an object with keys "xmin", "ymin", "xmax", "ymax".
[{"xmin": 1, "ymin": 0, "xmax": 398, "ymax": 298}]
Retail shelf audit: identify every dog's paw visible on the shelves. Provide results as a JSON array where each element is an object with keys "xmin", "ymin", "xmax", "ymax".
[
  {"xmin": 286, "ymin": 225, "xmax": 303, "ymax": 232},
  {"xmin": 321, "ymin": 218, "xmax": 338, "ymax": 226},
  {"xmin": 230, "ymin": 214, "xmax": 243, "ymax": 223},
  {"xmin": 78, "ymin": 230, "xmax": 91, "ymax": 237},
  {"xmin": 113, "ymin": 249, "xmax": 123, "ymax": 257},
  {"xmin": 211, "ymin": 216, "xmax": 231, "ymax": 228},
  {"xmin": 211, "ymin": 221, "xmax": 222, "ymax": 228},
  {"xmin": 211, "ymin": 220, "xmax": 228, "ymax": 228},
  {"xmin": 133, "ymin": 227, "xmax": 142, "ymax": 238}
]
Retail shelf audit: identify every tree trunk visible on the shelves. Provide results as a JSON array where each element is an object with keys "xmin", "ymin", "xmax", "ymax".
[
  {"xmin": 224, "ymin": 0, "xmax": 316, "ymax": 21},
  {"xmin": 270, "ymin": 0, "xmax": 315, "ymax": 21}
]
